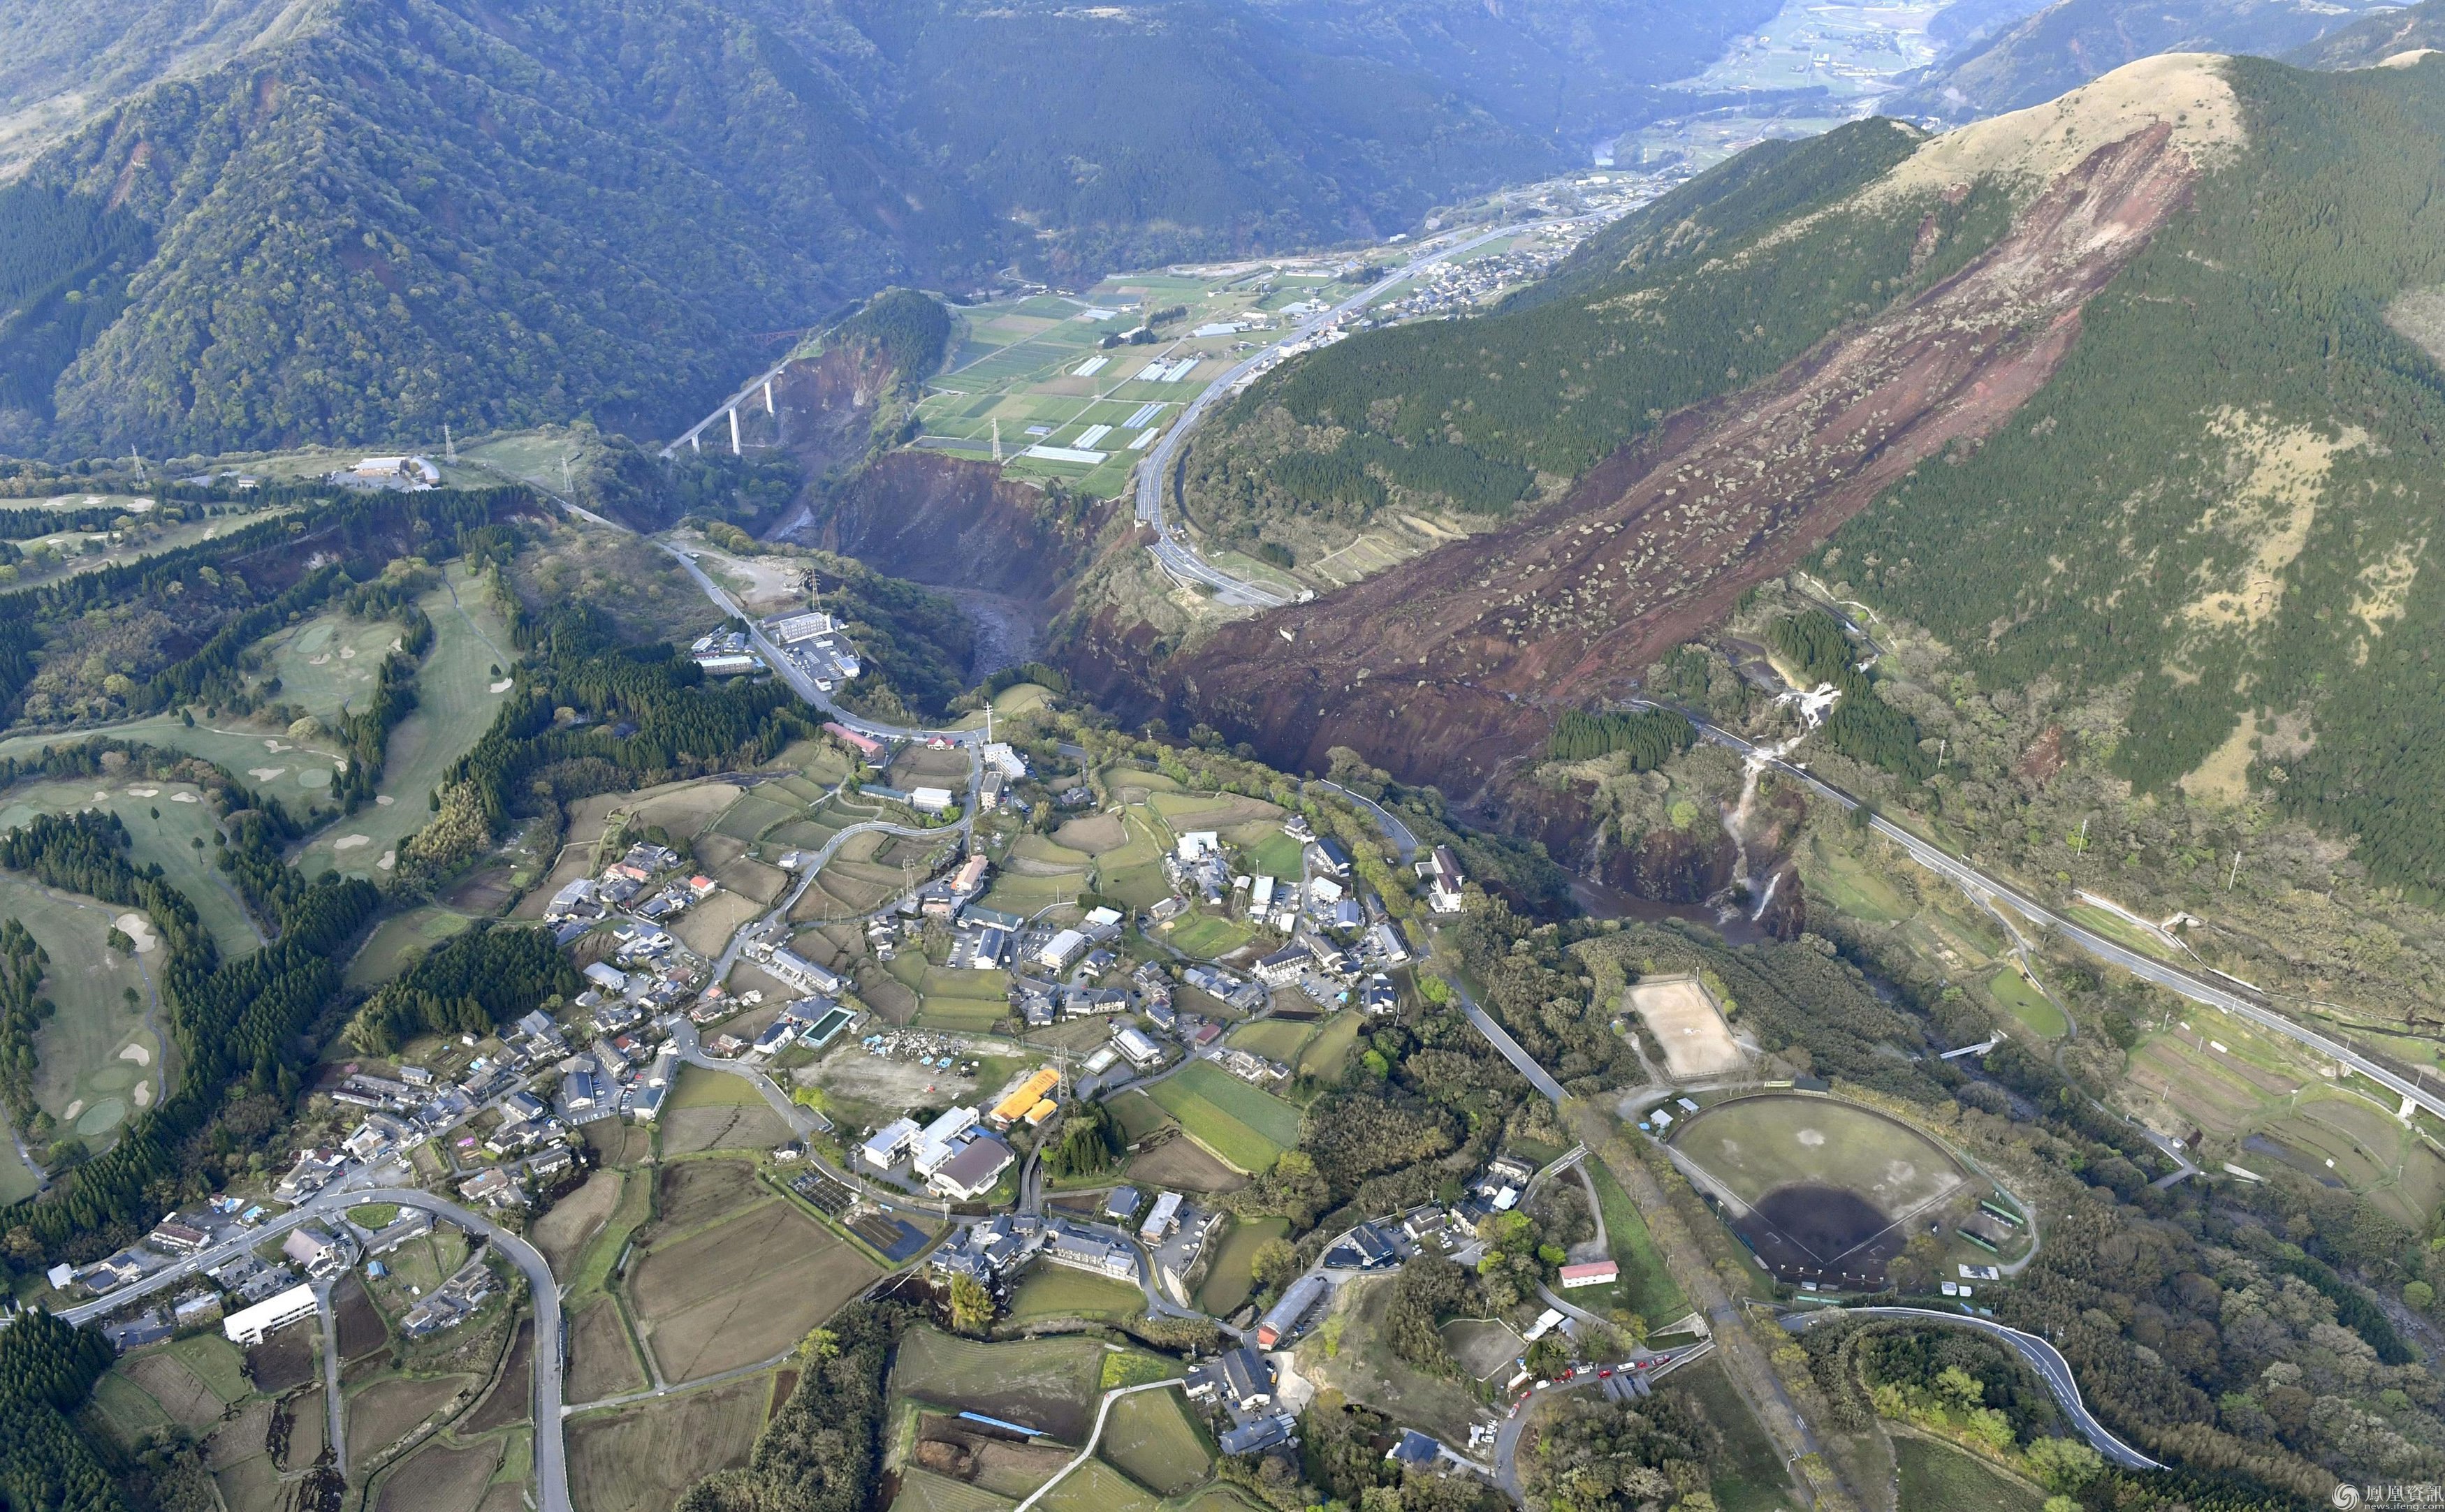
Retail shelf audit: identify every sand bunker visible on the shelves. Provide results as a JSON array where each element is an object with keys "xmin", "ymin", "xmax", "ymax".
[
  {"xmin": 128, "ymin": 787, "xmax": 158, "ymax": 798},
  {"xmin": 376, "ymin": 795, "xmax": 395, "ymax": 806},
  {"xmin": 250, "ymin": 768, "xmax": 288, "ymax": 782},
  {"xmin": 490, "ymin": 679, "xmax": 514, "ymax": 693},
  {"xmin": 61, "ymin": 1099, "xmax": 82, "ymax": 1122},
  {"xmin": 133, "ymin": 1080, "xmax": 152, "ymax": 1108},
  {"xmin": 170, "ymin": 791, "xmax": 199, "ymax": 803},
  {"xmin": 118, "ymin": 1042, "xmax": 152, "ymax": 1066},
  {"xmin": 333, "ymin": 835, "xmax": 371, "ymax": 852},
  {"xmin": 114, "ymin": 913, "xmax": 159, "ymax": 953}
]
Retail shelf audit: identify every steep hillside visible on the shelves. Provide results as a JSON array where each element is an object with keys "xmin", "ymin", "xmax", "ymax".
[
  {"xmin": 0, "ymin": 0, "xmax": 1785, "ymax": 460},
  {"xmin": 2287, "ymin": 0, "xmax": 2445, "ymax": 67},
  {"xmin": 1134, "ymin": 54, "xmax": 2445, "ymax": 906},
  {"xmin": 1888, "ymin": 0, "xmax": 2395, "ymax": 122}
]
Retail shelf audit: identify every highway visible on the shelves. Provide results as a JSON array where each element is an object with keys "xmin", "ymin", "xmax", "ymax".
[
  {"xmin": 1639, "ymin": 701, "xmax": 2445, "ymax": 1128},
  {"xmin": 1132, "ymin": 219, "xmax": 1582, "ymax": 608},
  {"xmin": 1793, "ymin": 1307, "xmax": 2161, "ymax": 1470}
]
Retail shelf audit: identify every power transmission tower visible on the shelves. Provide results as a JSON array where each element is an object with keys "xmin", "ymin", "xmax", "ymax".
[{"xmin": 444, "ymin": 423, "xmax": 457, "ymax": 465}]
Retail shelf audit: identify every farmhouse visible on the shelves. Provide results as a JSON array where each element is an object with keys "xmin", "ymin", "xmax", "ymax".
[{"xmin": 1559, "ymin": 1261, "xmax": 1619, "ymax": 1289}]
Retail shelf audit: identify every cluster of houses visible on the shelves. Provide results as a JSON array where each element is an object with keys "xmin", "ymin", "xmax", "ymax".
[
  {"xmin": 1188, "ymin": 1343, "xmax": 1296, "ymax": 1455},
  {"xmin": 861, "ymin": 1103, "xmax": 1019, "ymax": 1201},
  {"xmin": 400, "ymin": 1248, "xmax": 503, "ymax": 1337}
]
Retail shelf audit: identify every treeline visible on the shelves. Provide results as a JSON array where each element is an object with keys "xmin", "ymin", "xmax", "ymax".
[
  {"xmin": 0, "ymin": 1308, "xmax": 120, "ymax": 1512},
  {"xmin": 1770, "ymin": 609, "xmax": 1930, "ymax": 779},
  {"xmin": 1264, "ymin": 430, "xmax": 1536, "ymax": 515},
  {"xmin": 0, "ymin": 180, "xmax": 148, "ymax": 423},
  {"xmin": 1547, "ymin": 706, "xmax": 1695, "ymax": 765},
  {"xmin": 678, "ymin": 1298, "xmax": 905, "ymax": 1512},
  {"xmin": 0, "ymin": 921, "xmax": 48, "ymax": 1128},
  {"xmin": 349, "ymin": 923, "xmax": 579, "ymax": 1055},
  {"xmin": 0, "ymin": 812, "xmax": 376, "ymax": 1259},
  {"xmin": 0, "ymin": 504, "xmax": 124, "ymax": 539}
]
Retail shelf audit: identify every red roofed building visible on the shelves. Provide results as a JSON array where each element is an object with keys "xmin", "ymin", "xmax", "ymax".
[{"xmin": 1558, "ymin": 1261, "xmax": 1619, "ymax": 1289}]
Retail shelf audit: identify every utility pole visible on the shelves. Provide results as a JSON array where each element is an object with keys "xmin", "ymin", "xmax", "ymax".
[
  {"xmin": 2228, "ymin": 851, "xmax": 2243, "ymax": 890},
  {"xmin": 1934, "ymin": 737, "xmax": 1947, "ymax": 775},
  {"xmin": 2073, "ymin": 816, "xmax": 2089, "ymax": 853},
  {"xmin": 560, "ymin": 455, "xmax": 574, "ymax": 500},
  {"xmin": 444, "ymin": 423, "xmax": 456, "ymax": 466}
]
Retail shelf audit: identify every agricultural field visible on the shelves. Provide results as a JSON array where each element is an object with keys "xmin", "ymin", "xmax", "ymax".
[
  {"xmin": 1892, "ymin": 1434, "xmax": 2044, "ymax": 1511},
  {"xmin": 567, "ymin": 1375, "xmax": 768, "ymax": 1512},
  {"xmin": 1124, "ymin": 1132, "xmax": 1247, "ymax": 1196},
  {"xmin": 0, "ymin": 772, "xmax": 260, "ymax": 950},
  {"xmin": 1585, "ymin": 1159, "xmax": 1689, "ymax": 1324},
  {"xmin": 891, "ymin": 1329, "xmax": 1109, "ymax": 1444},
  {"xmin": 1227, "ymin": 1013, "xmax": 1362, "ymax": 1090},
  {"xmin": 1164, "ymin": 913, "xmax": 1252, "ymax": 960},
  {"xmin": 657, "ymin": 1067, "xmax": 793, "ymax": 1157},
  {"xmin": 1038, "ymin": 1458, "xmax": 1164, "ymax": 1512},
  {"xmin": 627, "ymin": 1189, "xmax": 882, "ymax": 1383},
  {"xmin": 915, "ymin": 277, "xmax": 1308, "ymax": 500},
  {"xmin": 1241, "ymin": 830, "xmax": 1306, "ymax": 883},
  {"xmin": 0, "ymin": 872, "xmax": 160, "ymax": 1149},
  {"xmin": 896, "ymin": 1467, "xmax": 1020, "ymax": 1512},
  {"xmin": 1193, "ymin": 1216, "xmax": 1290, "ymax": 1316},
  {"xmin": 1005, "ymin": 1264, "xmax": 1145, "ymax": 1327},
  {"xmin": 1144, "ymin": 1062, "xmax": 1302, "ymax": 1174}
]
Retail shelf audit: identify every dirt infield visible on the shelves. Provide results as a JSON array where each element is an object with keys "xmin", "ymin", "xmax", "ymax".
[
  {"xmin": 345, "ymin": 1374, "xmax": 473, "ymax": 1463},
  {"xmin": 1626, "ymin": 976, "xmax": 1747, "ymax": 1079},
  {"xmin": 532, "ymin": 1171, "xmax": 621, "ymax": 1275},
  {"xmin": 569, "ymin": 1376, "xmax": 766, "ymax": 1512},
  {"xmin": 631, "ymin": 1203, "xmax": 880, "ymax": 1382},
  {"xmin": 374, "ymin": 1437, "xmax": 500, "ymax": 1512},
  {"xmin": 567, "ymin": 1298, "xmax": 646, "ymax": 1402}
]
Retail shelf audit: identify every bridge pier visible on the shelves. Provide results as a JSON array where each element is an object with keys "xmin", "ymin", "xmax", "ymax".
[
  {"xmin": 763, "ymin": 379, "xmax": 775, "ymax": 414},
  {"xmin": 728, "ymin": 406, "xmax": 741, "ymax": 455}
]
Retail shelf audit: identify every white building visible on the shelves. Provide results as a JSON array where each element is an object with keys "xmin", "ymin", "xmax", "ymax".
[
  {"xmin": 224, "ymin": 1283, "xmax": 319, "ymax": 1346},
  {"xmin": 1176, "ymin": 832, "xmax": 1220, "ymax": 862},
  {"xmin": 862, "ymin": 1117, "xmax": 920, "ymax": 1170},
  {"xmin": 1114, "ymin": 1026, "xmax": 1165, "ymax": 1069},
  {"xmin": 912, "ymin": 1107, "xmax": 981, "ymax": 1177},
  {"xmin": 1036, "ymin": 929, "xmax": 1088, "ymax": 972},
  {"xmin": 910, "ymin": 787, "xmax": 955, "ymax": 814},
  {"xmin": 1428, "ymin": 845, "xmax": 1467, "ymax": 913}
]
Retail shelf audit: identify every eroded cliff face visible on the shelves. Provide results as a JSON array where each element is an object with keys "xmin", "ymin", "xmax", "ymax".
[
  {"xmin": 1149, "ymin": 123, "xmax": 2200, "ymax": 807},
  {"xmin": 792, "ymin": 451, "xmax": 1095, "ymax": 601}
]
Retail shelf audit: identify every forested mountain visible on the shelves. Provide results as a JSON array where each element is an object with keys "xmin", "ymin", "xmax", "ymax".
[
  {"xmin": 1886, "ymin": 0, "xmax": 2397, "ymax": 121},
  {"xmin": 1134, "ymin": 53, "xmax": 2445, "ymax": 902},
  {"xmin": 2287, "ymin": 0, "xmax": 2445, "ymax": 67},
  {"xmin": 0, "ymin": 0, "xmax": 1765, "ymax": 460}
]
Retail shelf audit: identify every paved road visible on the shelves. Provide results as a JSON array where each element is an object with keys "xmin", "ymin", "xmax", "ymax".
[
  {"xmin": 1305, "ymin": 779, "xmax": 1419, "ymax": 864},
  {"xmin": 1133, "ymin": 220, "xmax": 1583, "ymax": 607},
  {"xmin": 1643, "ymin": 702, "xmax": 2445, "ymax": 1126},
  {"xmin": 1795, "ymin": 1307, "xmax": 2161, "ymax": 1470}
]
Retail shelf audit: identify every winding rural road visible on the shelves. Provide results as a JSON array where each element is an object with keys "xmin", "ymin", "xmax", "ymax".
[
  {"xmin": 1133, "ymin": 219, "xmax": 1586, "ymax": 607},
  {"xmin": 1790, "ymin": 1307, "xmax": 2161, "ymax": 1470},
  {"xmin": 1642, "ymin": 702, "xmax": 2445, "ymax": 1127},
  {"xmin": 1304, "ymin": 779, "xmax": 1419, "ymax": 864}
]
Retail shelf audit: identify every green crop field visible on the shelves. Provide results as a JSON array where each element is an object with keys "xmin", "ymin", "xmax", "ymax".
[
  {"xmin": 894, "ymin": 1469, "xmax": 1018, "ymax": 1512},
  {"xmin": 1192, "ymin": 1215, "xmax": 1288, "ymax": 1316},
  {"xmin": 1224, "ymin": 1020, "xmax": 1310, "ymax": 1060},
  {"xmin": 0, "ymin": 872, "xmax": 160, "ymax": 1148},
  {"xmin": 292, "ymin": 563, "xmax": 514, "ymax": 879},
  {"xmin": 1146, "ymin": 1064, "xmax": 1299, "ymax": 1174},
  {"xmin": 1100, "ymin": 1387, "xmax": 1210, "ymax": 1495},
  {"xmin": 1039, "ymin": 1460, "xmax": 1163, "ymax": 1512},
  {"xmin": 1165, "ymin": 913, "xmax": 1251, "ymax": 960},
  {"xmin": 1007, "ymin": 1265, "xmax": 1144, "ymax": 1326},
  {"xmin": 0, "ymin": 775, "xmax": 259, "ymax": 950},
  {"xmin": 1242, "ymin": 832, "xmax": 1304, "ymax": 881},
  {"xmin": 1670, "ymin": 1096, "xmax": 1964, "ymax": 1215}
]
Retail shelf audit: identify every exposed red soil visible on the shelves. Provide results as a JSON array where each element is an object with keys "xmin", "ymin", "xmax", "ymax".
[
  {"xmin": 1153, "ymin": 124, "xmax": 2197, "ymax": 800},
  {"xmin": 787, "ymin": 450, "xmax": 1107, "ymax": 601}
]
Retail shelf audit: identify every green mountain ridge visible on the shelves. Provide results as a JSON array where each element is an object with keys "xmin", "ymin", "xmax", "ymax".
[{"xmin": 0, "ymin": 0, "xmax": 1769, "ymax": 460}]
